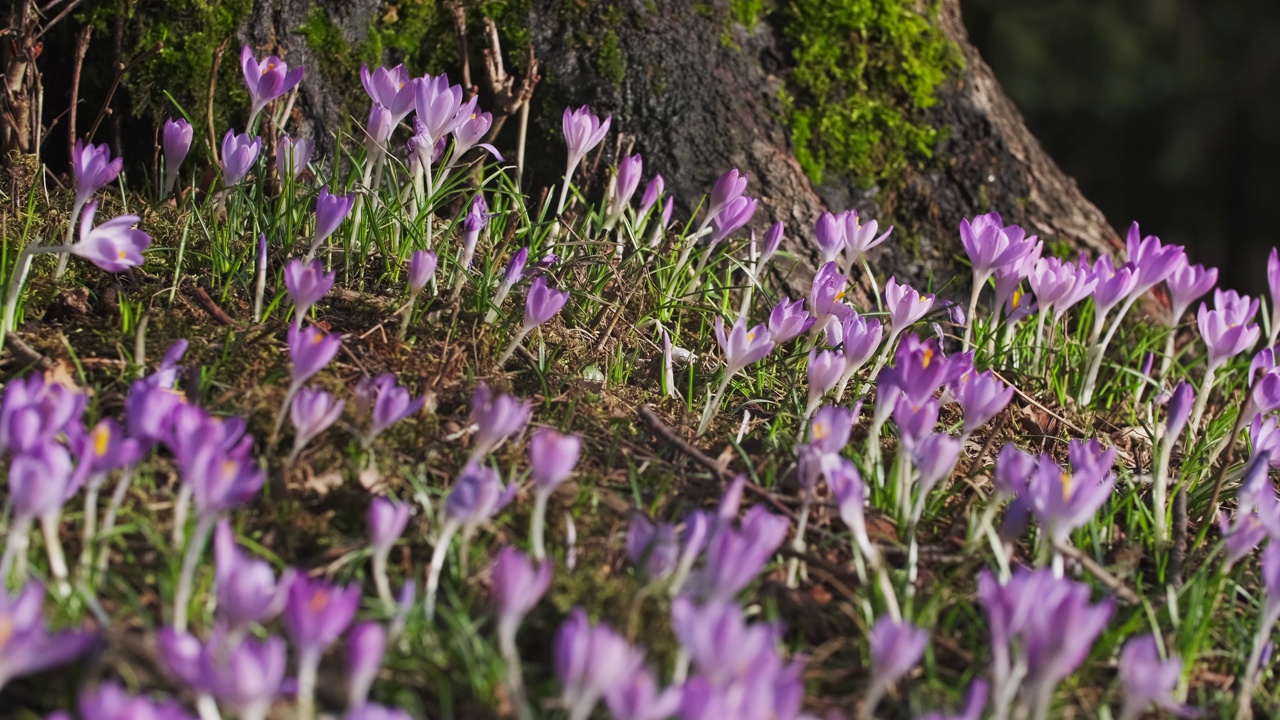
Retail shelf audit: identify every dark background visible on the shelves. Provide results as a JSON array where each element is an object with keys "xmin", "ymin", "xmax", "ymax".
[{"xmin": 964, "ymin": 0, "xmax": 1280, "ymax": 296}]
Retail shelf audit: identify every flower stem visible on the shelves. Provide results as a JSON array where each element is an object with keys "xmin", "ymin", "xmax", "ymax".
[
  {"xmin": 397, "ymin": 293, "xmax": 419, "ymax": 340},
  {"xmin": 424, "ymin": 519, "xmax": 460, "ymax": 622},
  {"xmin": 696, "ymin": 372, "xmax": 734, "ymax": 438},
  {"xmin": 53, "ymin": 198, "xmax": 85, "ymax": 280},
  {"xmin": 962, "ymin": 280, "xmax": 983, "ymax": 351},
  {"xmin": 1080, "ymin": 296, "xmax": 1137, "ymax": 405},
  {"xmin": 499, "ymin": 624, "xmax": 535, "ymax": 720},
  {"xmin": 1188, "ymin": 363, "xmax": 1218, "ymax": 444},
  {"xmin": 496, "ymin": 326, "xmax": 532, "ymax": 368},
  {"xmin": 41, "ymin": 513, "xmax": 71, "ymax": 599},
  {"xmin": 172, "ymin": 514, "xmax": 215, "ymax": 633},
  {"xmin": 2, "ymin": 236, "xmax": 45, "ymax": 339},
  {"xmin": 0, "ymin": 517, "xmax": 32, "ymax": 584},
  {"xmin": 296, "ymin": 648, "xmax": 320, "ymax": 720},
  {"xmin": 96, "ymin": 466, "xmax": 135, "ymax": 577},
  {"xmin": 373, "ymin": 547, "xmax": 394, "ymax": 613},
  {"xmin": 786, "ymin": 495, "xmax": 813, "ymax": 588},
  {"xmin": 531, "ymin": 488, "xmax": 551, "ymax": 563}
]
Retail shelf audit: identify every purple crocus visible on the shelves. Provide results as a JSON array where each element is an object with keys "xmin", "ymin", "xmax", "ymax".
[
  {"xmin": 408, "ymin": 249, "xmax": 438, "ymax": 295},
  {"xmin": 706, "ymin": 168, "xmax": 748, "ymax": 224},
  {"xmin": 606, "ymin": 154, "xmax": 644, "ymax": 222},
  {"xmin": 220, "ymin": 129, "xmax": 262, "ymax": 187},
  {"xmin": 708, "ymin": 195, "xmax": 757, "ymax": 248},
  {"xmin": 561, "ymin": 105, "xmax": 612, "ymax": 173},
  {"xmin": 287, "ymin": 325, "xmax": 342, "ymax": 386},
  {"xmin": 71, "ymin": 139, "xmax": 123, "ymax": 208},
  {"xmin": 445, "ymin": 462, "xmax": 517, "ymax": 529},
  {"xmin": 828, "ymin": 458, "xmax": 878, "ymax": 564},
  {"xmin": 671, "ymin": 598, "xmax": 781, "ymax": 685},
  {"xmin": 75, "ymin": 681, "xmax": 193, "ymax": 720},
  {"xmin": 214, "ymin": 519, "xmax": 293, "ymax": 636},
  {"xmin": 285, "ymin": 575, "xmax": 361, "ymax": 716},
  {"xmin": 993, "ymin": 443, "xmax": 1037, "ymax": 499},
  {"xmin": 468, "ymin": 383, "xmax": 533, "ymax": 461},
  {"xmin": 486, "ymin": 247, "xmax": 528, "ymax": 324},
  {"xmin": 346, "ymin": 622, "xmax": 387, "ymax": 709},
  {"xmin": 368, "ymin": 495, "xmax": 410, "ymax": 609},
  {"xmin": 0, "ymin": 374, "xmax": 85, "ymax": 454},
  {"xmin": 952, "ymin": 369, "xmax": 1014, "ymax": 437},
  {"xmin": 868, "ymin": 615, "xmax": 928, "ymax": 689},
  {"xmin": 808, "ymin": 262, "xmax": 853, "ymax": 334},
  {"xmin": 276, "ymin": 135, "xmax": 314, "ymax": 181},
  {"xmin": 627, "ymin": 515, "xmax": 681, "ymax": 582},
  {"xmin": 1269, "ymin": 248, "xmax": 1280, "ymax": 346},
  {"xmin": 284, "ymin": 258, "xmax": 335, "ymax": 324},
  {"xmin": 814, "ymin": 211, "xmax": 845, "ymax": 264},
  {"xmin": 806, "ymin": 349, "xmax": 845, "ymax": 415},
  {"xmin": 960, "ymin": 212, "xmax": 1035, "ymax": 287},
  {"xmin": 884, "ymin": 276, "xmax": 935, "ymax": 337},
  {"xmin": 205, "ymin": 634, "xmax": 288, "ymax": 720},
  {"xmin": 523, "ymin": 276, "xmax": 570, "ymax": 329},
  {"xmin": 555, "ymin": 607, "xmax": 644, "ymax": 720},
  {"xmin": 492, "ymin": 545, "xmax": 552, "ymax": 652},
  {"xmin": 0, "ymin": 582, "xmax": 96, "ymax": 691},
  {"xmin": 182, "ymin": 440, "xmax": 265, "ymax": 518},
  {"xmin": 360, "ymin": 63, "xmax": 418, "ymax": 124},
  {"xmin": 529, "ymin": 428, "xmax": 583, "ymax": 492},
  {"xmin": 450, "ymin": 110, "xmax": 501, "ymax": 162},
  {"xmin": 692, "ymin": 505, "xmax": 788, "ymax": 602},
  {"xmin": 911, "ymin": 431, "xmax": 961, "ymax": 498},
  {"xmin": 68, "ymin": 201, "xmax": 150, "ymax": 272},
  {"xmin": 715, "ymin": 316, "xmax": 775, "ymax": 377},
  {"xmin": 1198, "ymin": 291, "xmax": 1260, "ymax": 372},
  {"xmin": 767, "ymin": 297, "xmax": 815, "ymax": 344},
  {"xmin": 240, "ymin": 44, "xmax": 304, "ymax": 125},
  {"xmin": 1165, "ymin": 256, "xmax": 1218, "ymax": 327},
  {"xmin": 1025, "ymin": 440, "xmax": 1116, "ymax": 545},
  {"xmin": 312, "ymin": 186, "xmax": 356, "ymax": 254},
  {"xmin": 843, "ymin": 209, "xmax": 893, "ymax": 263},
  {"xmin": 1089, "ymin": 256, "xmax": 1139, "ymax": 317},
  {"xmin": 415, "ymin": 74, "xmax": 470, "ymax": 142},
  {"xmin": 355, "ymin": 373, "xmax": 424, "ymax": 446},
  {"xmin": 1124, "ymin": 223, "xmax": 1185, "ymax": 299},
  {"xmin": 639, "ymin": 175, "xmax": 664, "ymax": 217},
  {"xmin": 1118, "ymin": 634, "xmax": 1195, "ymax": 720},
  {"xmin": 1029, "ymin": 256, "xmax": 1096, "ymax": 321},
  {"xmin": 347, "ymin": 705, "xmax": 413, "ymax": 720},
  {"xmin": 9, "ymin": 441, "xmax": 77, "ymax": 523},
  {"xmin": 605, "ymin": 666, "xmax": 683, "ymax": 720},
  {"xmin": 288, "ymin": 387, "xmax": 343, "ymax": 463},
  {"xmin": 365, "ymin": 102, "xmax": 395, "ymax": 147},
  {"xmin": 162, "ymin": 118, "xmax": 194, "ymax": 197}
]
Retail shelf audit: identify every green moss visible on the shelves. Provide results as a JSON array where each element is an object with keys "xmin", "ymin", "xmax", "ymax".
[
  {"xmin": 780, "ymin": 0, "xmax": 961, "ymax": 186},
  {"xmin": 729, "ymin": 0, "xmax": 765, "ymax": 29},
  {"xmin": 597, "ymin": 31, "xmax": 627, "ymax": 86}
]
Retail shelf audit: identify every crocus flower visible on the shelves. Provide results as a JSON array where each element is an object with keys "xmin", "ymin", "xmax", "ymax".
[
  {"xmin": 276, "ymin": 135, "xmax": 314, "ymax": 180},
  {"xmin": 1089, "ymin": 256, "xmax": 1139, "ymax": 316},
  {"xmin": 468, "ymin": 383, "xmax": 533, "ymax": 461},
  {"xmin": 992, "ymin": 239, "xmax": 1042, "ymax": 315},
  {"xmin": 1124, "ymin": 223, "xmax": 1184, "ymax": 298},
  {"xmin": 183, "ymin": 441, "xmax": 265, "ymax": 517},
  {"xmin": 639, "ymin": 175, "xmax": 664, "ymax": 217},
  {"xmin": 523, "ymin": 276, "xmax": 570, "ymax": 329},
  {"xmin": 346, "ymin": 622, "xmax": 387, "ymax": 709},
  {"xmin": 627, "ymin": 515, "xmax": 681, "ymax": 582},
  {"xmin": 807, "ymin": 349, "xmax": 845, "ymax": 414},
  {"xmin": 833, "ymin": 312, "xmax": 882, "ymax": 368},
  {"xmin": 768, "ymin": 297, "xmax": 815, "ymax": 343},
  {"xmin": 355, "ymin": 374, "xmax": 423, "ymax": 445},
  {"xmin": 828, "ymin": 458, "xmax": 877, "ymax": 562},
  {"xmin": 884, "ymin": 277, "xmax": 935, "ymax": 336},
  {"xmin": 843, "ymin": 209, "xmax": 893, "ymax": 259},
  {"xmin": 446, "ymin": 462, "xmax": 517, "ymax": 529},
  {"xmin": 607, "ymin": 154, "xmax": 644, "ymax": 219},
  {"xmin": 809, "ymin": 262, "xmax": 853, "ymax": 333},
  {"xmin": 1198, "ymin": 295, "xmax": 1261, "ymax": 372},
  {"xmin": 205, "ymin": 634, "xmax": 289, "ymax": 720},
  {"xmin": 76, "ymin": 681, "xmax": 193, "ymax": 720},
  {"xmin": 415, "ymin": 74, "xmax": 470, "ymax": 141},
  {"xmin": 993, "ymin": 443, "xmax": 1037, "ymax": 499},
  {"xmin": 714, "ymin": 316, "xmax": 775, "ymax": 377},
  {"xmin": 1029, "ymin": 256, "xmax": 1096, "ymax": 321},
  {"xmin": 529, "ymin": 428, "xmax": 583, "ymax": 491},
  {"xmin": 1118, "ymin": 634, "xmax": 1195, "ymax": 720},
  {"xmin": 555, "ymin": 607, "xmax": 644, "ymax": 720},
  {"xmin": 68, "ymin": 201, "xmax": 150, "ymax": 272},
  {"xmin": 241, "ymin": 45, "xmax": 304, "ymax": 125},
  {"xmin": 1219, "ymin": 506, "xmax": 1268, "ymax": 570},
  {"xmin": 1254, "ymin": 368, "xmax": 1280, "ymax": 416},
  {"xmin": 450, "ymin": 110, "xmax": 501, "ymax": 161},
  {"xmin": 0, "ymin": 582, "xmax": 96, "ymax": 691},
  {"xmin": 285, "ymin": 575, "xmax": 361, "ymax": 660},
  {"xmin": 313, "ymin": 186, "xmax": 355, "ymax": 252},
  {"xmin": 458, "ymin": 194, "xmax": 489, "ymax": 271},
  {"xmin": 1026, "ymin": 440, "xmax": 1116, "ymax": 545},
  {"xmin": 214, "ymin": 519, "xmax": 293, "ymax": 635},
  {"xmin": 1165, "ymin": 256, "xmax": 1218, "ymax": 326},
  {"xmin": 911, "ymin": 431, "xmax": 961, "ymax": 497},
  {"xmin": 408, "ymin": 249, "xmax": 438, "ymax": 295},
  {"xmin": 814, "ymin": 212, "xmax": 846, "ymax": 264},
  {"xmin": 360, "ymin": 63, "xmax": 417, "ymax": 123},
  {"xmin": 952, "ymin": 369, "xmax": 1014, "ymax": 436},
  {"xmin": 284, "ymin": 258, "xmax": 334, "ymax": 324},
  {"xmin": 492, "ymin": 545, "xmax": 553, "ymax": 646},
  {"xmin": 708, "ymin": 195, "xmax": 757, "ymax": 248},
  {"xmin": 368, "ymin": 497, "xmax": 411, "ymax": 558},
  {"xmin": 287, "ymin": 327, "xmax": 341, "ymax": 389},
  {"xmin": 162, "ymin": 118, "xmax": 193, "ymax": 197},
  {"xmin": 71, "ymin": 418, "xmax": 142, "ymax": 493},
  {"xmin": 562, "ymin": 105, "xmax": 611, "ymax": 174},
  {"xmin": 706, "ymin": 168, "xmax": 748, "ymax": 223},
  {"xmin": 960, "ymin": 212, "xmax": 1037, "ymax": 290},
  {"xmin": 9, "ymin": 441, "xmax": 76, "ymax": 522},
  {"xmin": 71, "ymin": 139, "xmax": 123, "ymax": 208},
  {"xmin": 672, "ymin": 597, "xmax": 781, "ymax": 684},
  {"xmin": 893, "ymin": 395, "xmax": 939, "ymax": 449},
  {"xmin": 220, "ymin": 129, "xmax": 262, "ymax": 186},
  {"xmin": 0, "ymin": 374, "xmax": 85, "ymax": 455},
  {"xmin": 889, "ymin": 335, "xmax": 954, "ymax": 404},
  {"xmin": 869, "ymin": 616, "xmax": 928, "ymax": 688},
  {"xmin": 288, "ymin": 387, "xmax": 343, "ymax": 462},
  {"xmin": 605, "ymin": 666, "xmax": 683, "ymax": 720},
  {"xmin": 693, "ymin": 505, "xmax": 788, "ymax": 602},
  {"xmin": 365, "ymin": 102, "xmax": 395, "ymax": 147}
]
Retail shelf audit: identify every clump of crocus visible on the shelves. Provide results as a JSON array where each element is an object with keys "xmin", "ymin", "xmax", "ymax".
[
  {"xmin": 467, "ymin": 384, "xmax": 533, "ymax": 462},
  {"xmin": 697, "ymin": 316, "xmax": 775, "ymax": 436},
  {"xmin": 367, "ymin": 496, "xmax": 411, "ymax": 610},
  {"xmin": 277, "ymin": 135, "xmax": 314, "ymax": 181},
  {"xmin": 497, "ymin": 276, "xmax": 570, "ymax": 367},
  {"xmin": 959, "ymin": 212, "xmax": 1038, "ymax": 349},
  {"xmin": 241, "ymin": 44, "xmax": 304, "ymax": 127},
  {"xmin": 860, "ymin": 616, "xmax": 929, "ymax": 720},
  {"xmin": 1025, "ymin": 439, "xmax": 1116, "ymax": 566},
  {"xmin": 555, "ymin": 607, "xmax": 643, "ymax": 720},
  {"xmin": 162, "ymin": 118, "xmax": 193, "ymax": 199},
  {"xmin": 220, "ymin": 129, "xmax": 262, "ymax": 188},
  {"xmin": 557, "ymin": 105, "xmax": 612, "ymax": 216},
  {"xmin": 272, "ymin": 324, "xmax": 342, "ymax": 439},
  {"xmin": 354, "ymin": 373, "xmax": 424, "ymax": 449},
  {"xmin": 285, "ymin": 575, "xmax": 361, "ymax": 720},
  {"xmin": 486, "ymin": 247, "xmax": 529, "ymax": 324},
  {"xmin": 425, "ymin": 463, "xmax": 517, "ymax": 620},
  {"xmin": 1117, "ymin": 634, "xmax": 1194, "ymax": 720},
  {"xmin": 306, "ymin": 186, "xmax": 356, "ymax": 260},
  {"xmin": 493, "ymin": 546, "xmax": 553, "ymax": 720},
  {"xmin": 528, "ymin": 428, "xmax": 583, "ymax": 561},
  {"xmin": 0, "ymin": 581, "xmax": 96, "ymax": 691},
  {"xmin": 284, "ymin": 258, "xmax": 335, "ymax": 326},
  {"xmin": 398, "ymin": 249, "xmax": 438, "ymax": 338},
  {"xmin": 159, "ymin": 627, "xmax": 287, "ymax": 720}
]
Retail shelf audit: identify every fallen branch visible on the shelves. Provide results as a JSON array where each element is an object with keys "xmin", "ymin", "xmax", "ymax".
[
  {"xmin": 192, "ymin": 283, "xmax": 239, "ymax": 328},
  {"xmin": 1054, "ymin": 541, "xmax": 1139, "ymax": 604},
  {"xmin": 4, "ymin": 332, "xmax": 52, "ymax": 370}
]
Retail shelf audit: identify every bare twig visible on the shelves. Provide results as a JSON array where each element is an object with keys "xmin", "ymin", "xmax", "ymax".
[
  {"xmin": 30, "ymin": 0, "xmax": 82, "ymax": 40},
  {"xmin": 4, "ymin": 332, "xmax": 53, "ymax": 370},
  {"xmin": 206, "ymin": 38, "xmax": 230, "ymax": 165},
  {"xmin": 67, "ymin": 26, "xmax": 90, "ymax": 158},
  {"xmin": 87, "ymin": 41, "xmax": 162, "ymax": 142},
  {"xmin": 444, "ymin": 1, "xmax": 472, "ymax": 95},
  {"xmin": 1054, "ymin": 541, "xmax": 1139, "ymax": 604},
  {"xmin": 192, "ymin": 283, "xmax": 239, "ymax": 328}
]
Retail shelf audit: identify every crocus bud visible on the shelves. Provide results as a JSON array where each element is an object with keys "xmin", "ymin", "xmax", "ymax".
[
  {"xmin": 365, "ymin": 103, "xmax": 395, "ymax": 147},
  {"xmin": 368, "ymin": 497, "xmax": 411, "ymax": 557},
  {"xmin": 562, "ymin": 105, "xmax": 611, "ymax": 171},
  {"xmin": 445, "ymin": 462, "xmax": 517, "ymax": 529},
  {"xmin": 71, "ymin": 140, "xmax": 123, "ymax": 208},
  {"xmin": 408, "ymin": 250, "xmax": 437, "ymax": 295},
  {"xmin": 214, "ymin": 519, "xmax": 293, "ymax": 634},
  {"xmin": 290, "ymin": 387, "xmax": 343, "ymax": 458},
  {"xmin": 638, "ymin": 175, "xmax": 664, "ymax": 217},
  {"xmin": 626, "ymin": 515, "xmax": 679, "ymax": 582},
  {"xmin": 807, "ymin": 349, "xmax": 845, "ymax": 412},
  {"xmin": 708, "ymin": 195, "xmax": 756, "ymax": 248},
  {"xmin": 9, "ymin": 441, "xmax": 75, "ymax": 522},
  {"xmin": 0, "ymin": 582, "xmax": 96, "ymax": 690},
  {"xmin": 277, "ymin": 136, "xmax": 314, "ymax": 181},
  {"xmin": 469, "ymin": 384, "xmax": 533, "ymax": 461},
  {"xmin": 415, "ymin": 74, "xmax": 469, "ymax": 141},
  {"xmin": 523, "ymin": 277, "xmax": 569, "ymax": 330},
  {"xmin": 345, "ymin": 622, "xmax": 387, "ymax": 708},
  {"xmin": 492, "ymin": 546, "xmax": 552, "ymax": 642},
  {"xmin": 314, "ymin": 187, "xmax": 355, "ymax": 249},
  {"xmin": 555, "ymin": 608, "xmax": 643, "ymax": 720},
  {"xmin": 608, "ymin": 154, "xmax": 643, "ymax": 219},
  {"xmin": 220, "ymin": 129, "xmax": 262, "ymax": 187},
  {"xmin": 528, "ymin": 428, "xmax": 583, "ymax": 492},
  {"xmin": 356, "ymin": 374, "xmax": 424, "ymax": 445},
  {"xmin": 869, "ymin": 616, "xmax": 928, "ymax": 688},
  {"xmin": 1164, "ymin": 381, "xmax": 1194, "ymax": 442},
  {"xmin": 758, "ymin": 221, "xmax": 784, "ymax": 270},
  {"xmin": 162, "ymin": 118, "xmax": 193, "ymax": 194},
  {"xmin": 707, "ymin": 168, "xmax": 747, "ymax": 222}
]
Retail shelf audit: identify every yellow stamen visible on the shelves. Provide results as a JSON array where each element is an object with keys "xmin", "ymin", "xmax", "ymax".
[
  {"xmin": 812, "ymin": 422, "xmax": 828, "ymax": 440},
  {"xmin": 310, "ymin": 590, "xmax": 330, "ymax": 613},
  {"xmin": 1060, "ymin": 471, "xmax": 1074, "ymax": 500},
  {"xmin": 747, "ymin": 332, "xmax": 755, "ymax": 341},
  {"xmin": 921, "ymin": 348, "xmax": 934, "ymax": 369},
  {"xmin": 93, "ymin": 424, "xmax": 111, "ymax": 457},
  {"xmin": 0, "ymin": 617, "xmax": 12, "ymax": 650},
  {"xmin": 263, "ymin": 63, "xmax": 276, "ymax": 75},
  {"xmin": 117, "ymin": 249, "xmax": 127, "ymax": 259},
  {"xmin": 1012, "ymin": 288, "xmax": 1023, "ymax": 310}
]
